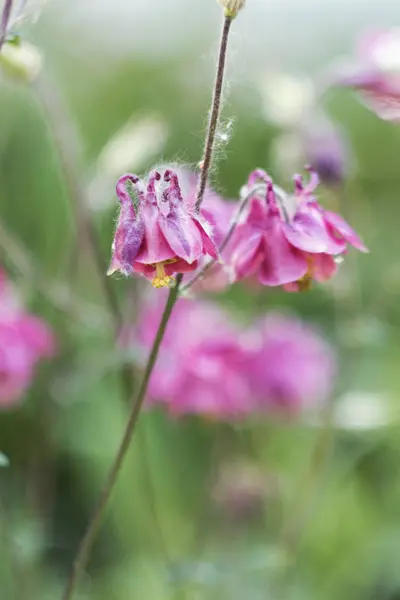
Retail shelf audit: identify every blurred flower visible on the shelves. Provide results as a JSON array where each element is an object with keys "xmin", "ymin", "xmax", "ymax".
[
  {"xmin": 212, "ymin": 459, "xmax": 274, "ymax": 522},
  {"xmin": 272, "ymin": 115, "xmax": 351, "ymax": 188},
  {"xmin": 249, "ymin": 313, "xmax": 336, "ymax": 413},
  {"xmin": 227, "ymin": 169, "xmax": 366, "ymax": 291},
  {"xmin": 87, "ymin": 116, "xmax": 168, "ymax": 211},
  {"xmin": 134, "ymin": 296, "xmax": 255, "ymax": 419},
  {"xmin": 108, "ymin": 169, "xmax": 218, "ymax": 288},
  {"xmin": 336, "ymin": 29, "xmax": 400, "ymax": 121},
  {"xmin": 332, "ymin": 391, "xmax": 393, "ymax": 430},
  {"xmin": 0, "ymin": 37, "xmax": 42, "ymax": 81},
  {"xmin": 131, "ymin": 294, "xmax": 335, "ymax": 420},
  {"xmin": 258, "ymin": 73, "xmax": 315, "ymax": 128},
  {"xmin": 0, "ymin": 269, "xmax": 55, "ymax": 408},
  {"xmin": 301, "ymin": 117, "xmax": 350, "ymax": 187}
]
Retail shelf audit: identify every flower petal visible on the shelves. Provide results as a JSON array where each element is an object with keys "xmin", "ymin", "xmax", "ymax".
[
  {"xmin": 231, "ymin": 232, "xmax": 264, "ymax": 281},
  {"xmin": 282, "ymin": 211, "xmax": 329, "ymax": 253},
  {"xmin": 258, "ymin": 221, "xmax": 308, "ymax": 286},
  {"xmin": 323, "ymin": 210, "xmax": 368, "ymax": 252}
]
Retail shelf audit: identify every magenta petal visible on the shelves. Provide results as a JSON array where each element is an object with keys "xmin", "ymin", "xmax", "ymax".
[
  {"xmin": 282, "ymin": 211, "xmax": 329, "ymax": 253},
  {"xmin": 231, "ymin": 232, "xmax": 264, "ymax": 280},
  {"xmin": 258, "ymin": 223, "xmax": 308, "ymax": 286},
  {"xmin": 312, "ymin": 253, "xmax": 338, "ymax": 282},
  {"xmin": 194, "ymin": 219, "xmax": 218, "ymax": 260},
  {"xmin": 323, "ymin": 211, "xmax": 368, "ymax": 252},
  {"xmin": 158, "ymin": 212, "xmax": 202, "ymax": 263},
  {"xmin": 246, "ymin": 197, "xmax": 268, "ymax": 228}
]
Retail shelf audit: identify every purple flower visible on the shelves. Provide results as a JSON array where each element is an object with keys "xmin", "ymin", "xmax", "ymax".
[
  {"xmin": 108, "ymin": 169, "xmax": 218, "ymax": 288},
  {"xmin": 0, "ymin": 270, "xmax": 55, "ymax": 408},
  {"xmin": 302, "ymin": 119, "xmax": 350, "ymax": 186},
  {"xmin": 227, "ymin": 169, "xmax": 367, "ymax": 291},
  {"xmin": 249, "ymin": 313, "xmax": 336, "ymax": 413},
  {"xmin": 134, "ymin": 295, "xmax": 255, "ymax": 420},
  {"xmin": 336, "ymin": 29, "xmax": 400, "ymax": 121}
]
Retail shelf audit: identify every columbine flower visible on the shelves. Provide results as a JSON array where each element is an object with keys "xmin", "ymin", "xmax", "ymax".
[
  {"xmin": 228, "ymin": 168, "xmax": 367, "ymax": 291},
  {"xmin": 133, "ymin": 295, "xmax": 255, "ymax": 420},
  {"xmin": 336, "ymin": 29, "xmax": 400, "ymax": 121},
  {"xmin": 249, "ymin": 313, "xmax": 336, "ymax": 413},
  {"xmin": 0, "ymin": 270, "xmax": 55, "ymax": 408},
  {"xmin": 108, "ymin": 169, "xmax": 218, "ymax": 288}
]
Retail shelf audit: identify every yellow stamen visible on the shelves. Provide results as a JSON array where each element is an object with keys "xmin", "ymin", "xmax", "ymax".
[
  {"xmin": 297, "ymin": 256, "xmax": 314, "ymax": 292},
  {"xmin": 151, "ymin": 261, "xmax": 175, "ymax": 289}
]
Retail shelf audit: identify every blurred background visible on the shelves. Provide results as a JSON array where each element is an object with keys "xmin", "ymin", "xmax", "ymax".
[{"xmin": 1, "ymin": 0, "xmax": 400, "ymax": 598}]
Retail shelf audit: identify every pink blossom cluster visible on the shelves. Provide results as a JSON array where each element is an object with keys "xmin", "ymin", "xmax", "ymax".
[
  {"xmin": 133, "ymin": 296, "xmax": 336, "ymax": 420},
  {"xmin": 0, "ymin": 270, "xmax": 55, "ymax": 408},
  {"xmin": 109, "ymin": 166, "xmax": 367, "ymax": 293}
]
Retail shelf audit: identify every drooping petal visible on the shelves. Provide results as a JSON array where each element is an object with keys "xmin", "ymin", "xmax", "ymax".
[
  {"xmin": 311, "ymin": 253, "xmax": 338, "ymax": 282},
  {"xmin": 158, "ymin": 211, "xmax": 203, "ymax": 264},
  {"xmin": 231, "ymin": 232, "xmax": 264, "ymax": 281},
  {"xmin": 281, "ymin": 211, "xmax": 329, "ymax": 253},
  {"xmin": 258, "ymin": 220, "xmax": 309, "ymax": 286},
  {"xmin": 193, "ymin": 218, "xmax": 219, "ymax": 259},
  {"xmin": 323, "ymin": 210, "xmax": 368, "ymax": 252}
]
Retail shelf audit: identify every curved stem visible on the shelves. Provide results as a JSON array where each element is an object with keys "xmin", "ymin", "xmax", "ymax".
[
  {"xmin": 60, "ymin": 276, "xmax": 182, "ymax": 600},
  {"xmin": 195, "ymin": 15, "xmax": 233, "ymax": 212},
  {"xmin": 181, "ymin": 184, "xmax": 265, "ymax": 294},
  {"xmin": 32, "ymin": 73, "xmax": 123, "ymax": 329},
  {"xmin": 0, "ymin": 0, "xmax": 12, "ymax": 51}
]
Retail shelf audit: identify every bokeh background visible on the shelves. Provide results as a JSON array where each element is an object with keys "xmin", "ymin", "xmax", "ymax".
[{"xmin": 1, "ymin": 0, "xmax": 400, "ymax": 598}]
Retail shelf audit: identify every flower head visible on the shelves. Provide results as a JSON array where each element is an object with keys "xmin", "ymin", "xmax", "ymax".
[
  {"xmin": 134, "ymin": 295, "xmax": 255, "ymax": 420},
  {"xmin": 0, "ymin": 270, "xmax": 55, "ymax": 408},
  {"xmin": 336, "ymin": 29, "xmax": 400, "ymax": 121},
  {"xmin": 227, "ymin": 168, "xmax": 367, "ymax": 291},
  {"xmin": 108, "ymin": 169, "xmax": 218, "ymax": 288},
  {"xmin": 249, "ymin": 313, "xmax": 336, "ymax": 413}
]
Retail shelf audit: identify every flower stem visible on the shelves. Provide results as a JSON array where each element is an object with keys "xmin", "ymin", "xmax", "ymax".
[
  {"xmin": 195, "ymin": 15, "xmax": 233, "ymax": 212},
  {"xmin": 182, "ymin": 184, "xmax": 265, "ymax": 294},
  {"xmin": 60, "ymin": 276, "xmax": 182, "ymax": 600},
  {"xmin": 33, "ymin": 73, "xmax": 123, "ymax": 329},
  {"xmin": 0, "ymin": 0, "xmax": 12, "ymax": 51}
]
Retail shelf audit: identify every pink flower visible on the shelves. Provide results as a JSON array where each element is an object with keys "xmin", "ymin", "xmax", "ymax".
[
  {"xmin": 0, "ymin": 271, "xmax": 55, "ymax": 408},
  {"xmin": 170, "ymin": 167, "xmax": 237, "ymax": 292},
  {"xmin": 108, "ymin": 169, "xmax": 218, "ymax": 288},
  {"xmin": 249, "ymin": 313, "xmax": 336, "ymax": 413},
  {"xmin": 227, "ymin": 169, "xmax": 367, "ymax": 291},
  {"xmin": 134, "ymin": 295, "xmax": 255, "ymax": 420},
  {"xmin": 336, "ymin": 29, "xmax": 400, "ymax": 121}
]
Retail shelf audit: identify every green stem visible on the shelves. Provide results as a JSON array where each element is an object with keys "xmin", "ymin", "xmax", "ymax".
[{"xmin": 60, "ymin": 276, "xmax": 182, "ymax": 600}]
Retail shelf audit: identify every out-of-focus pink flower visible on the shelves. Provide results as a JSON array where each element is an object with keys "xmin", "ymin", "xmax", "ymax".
[
  {"xmin": 130, "ymin": 295, "xmax": 336, "ymax": 420},
  {"xmin": 336, "ymin": 29, "xmax": 400, "ymax": 121},
  {"xmin": 249, "ymin": 313, "xmax": 336, "ymax": 413},
  {"xmin": 108, "ymin": 169, "xmax": 218, "ymax": 288},
  {"xmin": 227, "ymin": 169, "xmax": 367, "ymax": 292},
  {"xmin": 134, "ymin": 295, "xmax": 255, "ymax": 420},
  {"xmin": 0, "ymin": 271, "xmax": 55, "ymax": 408}
]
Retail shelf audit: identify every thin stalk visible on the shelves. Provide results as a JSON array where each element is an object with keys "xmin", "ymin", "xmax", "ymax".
[
  {"xmin": 0, "ymin": 0, "xmax": 12, "ymax": 51},
  {"xmin": 182, "ymin": 184, "xmax": 265, "ymax": 294},
  {"xmin": 60, "ymin": 276, "xmax": 182, "ymax": 600},
  {"xmin": 32, "ymin": 73, "xmax": 123, "ymax": 329},
  {"xmin": 195, "ymin": 15, "xmax": 233, "ymax": 212}
]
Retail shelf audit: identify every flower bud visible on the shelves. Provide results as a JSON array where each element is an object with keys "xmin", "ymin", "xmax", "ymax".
[
  {"xmin": 217, "ymin": 0, "xmax": 245, "ymax": 18},
  {"xmin": 0, "ymin": 39, "xmax": 42, "ymax": 83}
]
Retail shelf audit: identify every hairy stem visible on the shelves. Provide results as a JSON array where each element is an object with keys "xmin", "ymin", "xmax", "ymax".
[
  {"xmin": 195, "ymin": 15, "xmax": 233, "ymax": 212},
  {"xmin": 182, "ymin": 184, "xmax": 265, "ymax": 294},
  {"xmin": 60, "ymin": 276, "xmax": 182, "ymax": 600},
  {"xmin": 0, "ymin": 0, "xmax": 12, "ymax": 51}
]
